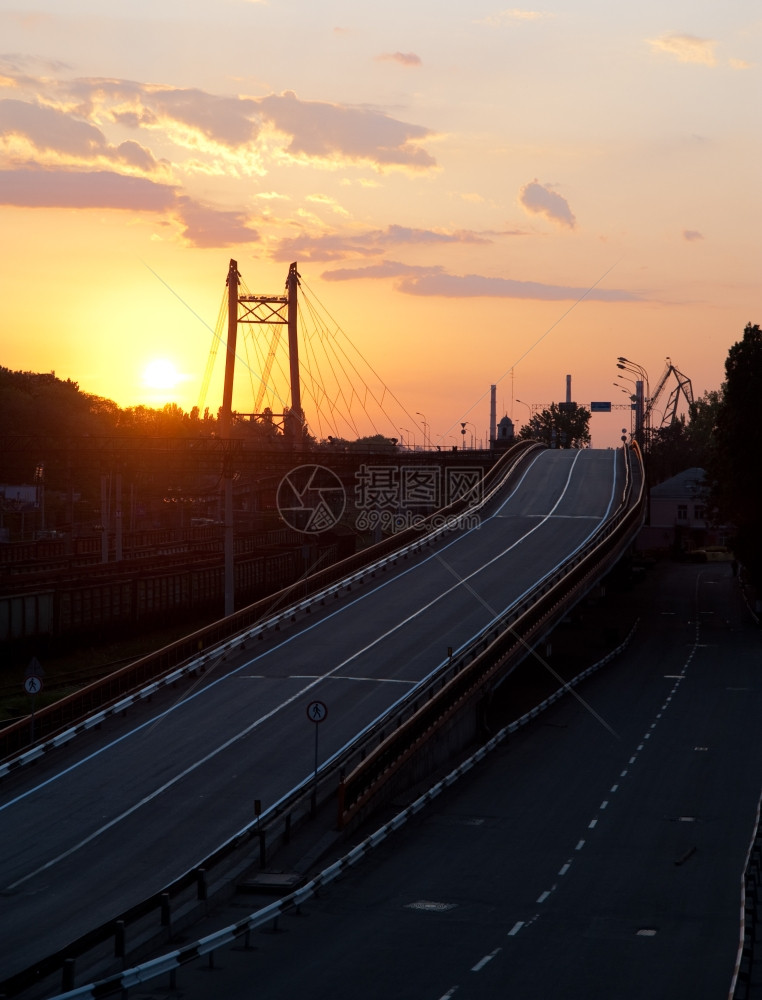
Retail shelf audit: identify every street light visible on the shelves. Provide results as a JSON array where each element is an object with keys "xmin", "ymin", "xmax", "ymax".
[
  {"xmin": 400, "ymin": 427, "xmax": 411, "ymax": 449},
  {"xmin": 616, "ymin": 357, "xmax": 650, "ymax": 449},
  {"xmin": 416, "ymin": 411, "xmax": 429, "ymax": 449},
  {"xmin": 515, "ymin": 399, "xmax": 533, "ymax": 427}
]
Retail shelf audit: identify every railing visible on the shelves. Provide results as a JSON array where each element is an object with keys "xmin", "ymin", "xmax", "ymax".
[
  {"xmin": 0, "ymin": 444, "xmax": 643, "ymax": 999},
  {"xmin": 0, "ymin": 442, "xmax": 545, "ymax": 998},
  {"xmin": 337, "ymin": 444, "xmax": 645, "ymax": 826},
  {"xmin": 0, "ymin": 441, "xmax": 539, "ymax": 764}
]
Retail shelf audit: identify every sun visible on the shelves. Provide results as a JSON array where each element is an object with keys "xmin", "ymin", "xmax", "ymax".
[{"xmin": 142, "ymin": 358, "xmax": 182, "ymax": 390}]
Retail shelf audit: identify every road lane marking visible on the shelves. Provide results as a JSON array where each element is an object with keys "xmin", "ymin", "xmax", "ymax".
[
  {"xmin": 472, "ymin": 948, "xmax": 501, "ymax": 972},
  {"xmin": 537, "ymin": 890, "xmax": 551, "ymax": 903},
  {"xmin": 508, "ymin": 921, "xmax": 524, "ymax": 936},
  {"xmin": 576, "ymin": 839, "xmax": 585, "ymax": 850}
]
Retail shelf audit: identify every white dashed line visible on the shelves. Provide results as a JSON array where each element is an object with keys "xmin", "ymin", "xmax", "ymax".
[
  {"xmin": 589, "ymin": 818, "xmax": 598, "ymax": 829},
  {"xmin": 576, "ymin": 839, "xmax": 585, "ymax": 851},
  {"xmin": 508, "ymin": 921, "xmax": 524, "ymax": 936},
  {"xmin": 472, "ymin": 948, "xmax": 501, "ymax": 972},
  {"xmin": 610, "ymin": 784, "xmax": 619, "ymax": 793},
  {"xmin": 537, "ymin": 890, "xmax": 551, "ymax": 903},
  {"xmin": 559, "ymin": 863, "xmax": 571, "ymax": 876},
  {"xmin": 600, "ymin": 800, "xmax": 608, "ymax": 810}
]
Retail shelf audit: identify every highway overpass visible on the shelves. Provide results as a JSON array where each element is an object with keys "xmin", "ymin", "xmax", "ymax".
[{"xmin": 0, "ymin": 445, "xmax": 644, "ymax": 995}]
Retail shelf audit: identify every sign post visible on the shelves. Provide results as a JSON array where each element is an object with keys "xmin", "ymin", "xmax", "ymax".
[
  {"xmin": 24, "ymin": 658, "xmax": 45, "ymax": 743},
  {"xmin": 306, "ymin": 700, "xmax": 327, "ymax": 817}
]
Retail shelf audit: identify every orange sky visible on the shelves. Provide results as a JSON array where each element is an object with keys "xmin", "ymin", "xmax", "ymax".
[{"xmin": 1, "ymin": 2, "xmax": 759, "ymax": 447}]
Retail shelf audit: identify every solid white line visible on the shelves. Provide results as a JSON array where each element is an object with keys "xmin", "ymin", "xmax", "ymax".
[
  {"xmin": 508, "ymin": 921, "xmax": 524, "ymax": 936},
  {"xmin": 472, "ymin": 948, "xmax": 501, "ymax": 972}
]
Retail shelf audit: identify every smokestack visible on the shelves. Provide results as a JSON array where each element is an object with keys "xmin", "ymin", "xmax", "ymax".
[
  {"xmin": 489, "ymin": 384, "xmax": 497, "ymax": 445},
  {"xmin": 566, "ymin": 374, "xmax": 572, "ymax": 404}
]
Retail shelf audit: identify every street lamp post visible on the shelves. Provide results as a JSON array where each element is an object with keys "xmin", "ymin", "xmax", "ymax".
[
  {"xmin": 515, "ymin": 399, "xmax": 533, "ymax": 430},
  {"xmin": 400, "ymin": 427, "xmax": 411, "ymax": 449},
  {"xmin": 616, "ymin": 358, "xmax": 650, "ymax": 451},
  {"xmin": 416, "ymin": 411, "xmax": 429, "ymax": 450}
]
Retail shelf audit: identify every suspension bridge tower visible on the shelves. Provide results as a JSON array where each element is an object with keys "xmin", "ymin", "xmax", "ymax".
[{"xmin": 220, "ymin": 259, "xmax": 304, "ymax": 615}]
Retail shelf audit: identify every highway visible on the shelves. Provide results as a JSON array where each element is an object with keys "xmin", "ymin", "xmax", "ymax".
[
  {"xmin": 0, "ymin": 447, "xmax": 625, "ymax": 982},
  {"xmin": 161, "ymin": 560, "xmax": 762, "ymax": 1000}
]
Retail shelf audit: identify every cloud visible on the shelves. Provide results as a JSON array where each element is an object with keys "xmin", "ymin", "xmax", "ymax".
[
  {"xmin": 683, "ymin": 229, "xmax": 703, "ymax": 242},
  {"xmin": 322, "ymin": 260, "xmax": 639, "ymax": 301},
  {"xmin": 1, "ymin": 65, "xmax": 439, "ymax": 172},
  {"xmin": 174, "ymin": 198, "xmax": 260, "ymax": 248},
  {"xmin": 0, "ymin": 98, "xmax": 159, "ymax": 170},
  {"xmin": 519, "ymin": 180, "xmax": 576, "ymax": 228},
  {"xmin": 256, "ymin": 91, "xmax": 436, "ymax": 169},
  {"xmin": 648, "ymin": 34, "xmax": 717, "ymax": 67},
  {"xmin": 0, "ymin": 167, "xmax": 177, "ymax": 210},
  {"xmin": 0, "ymin": 167, "xmax": 259, "ymax": 248},
  {"xmin": 323, "ymin": 260, "xmax": 433, "ymax": 281},
  {"xmin": 376, "ymin": 52, "xmax": 422, "ymax": 67},
  {"xmin": 479, "ymin": 9, "xmax": 552, "ymax": 26},
  {"xmin": 272, "ymin": 224, "xmax": 492, "ymax": 261}
]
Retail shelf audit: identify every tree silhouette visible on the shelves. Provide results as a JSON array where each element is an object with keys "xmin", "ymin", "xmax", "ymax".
[
  {"xmin": 707, "ymin": 323, "xmax": 762, "ymax": 582},
  {"xmin": 517, "ymin": 402, "xmax": 591, "ymax": 449}
]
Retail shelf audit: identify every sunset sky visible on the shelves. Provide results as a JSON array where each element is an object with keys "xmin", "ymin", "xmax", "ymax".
[{"xmin": 1, "ymin": 1, "xmax": 759, "ymax": 447}]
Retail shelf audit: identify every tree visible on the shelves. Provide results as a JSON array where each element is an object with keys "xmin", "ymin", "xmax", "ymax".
[
  {"xmin": 517, "ymin": 402, "xmax": 591, "ymax": 449},
  {"xmin": 707, "ymin": 323, "xmax": 762, "ymax": 582},
  {"xmin": 647, "ymin": 389, "xmax": 722, "ymax": 485}
]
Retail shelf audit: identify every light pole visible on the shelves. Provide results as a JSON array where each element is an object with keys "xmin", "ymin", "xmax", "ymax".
[
  {"xmin": 516, "ymin": 399, "xmax": 533, "ymax": 430},
  {"xmin": 416, "ymin": 411, "xmax": 429, "ymax": 450},
  {"xmin": 616, "ymin": 358, "xmax": 650, "ymax": 451},
  {"xmin": 400, "ymin": 427, "xmax": 410, "ymax": 449}
]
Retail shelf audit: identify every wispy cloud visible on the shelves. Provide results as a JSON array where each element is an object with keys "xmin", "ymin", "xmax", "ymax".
[
  {"xmin": 648, "ymin": 34, "xmax": 717, "ymax": 67},
  {"xmin": 519, "ymin": 180, "xmax": 576, "ymax": 229},
  {"xmin": 479, "ymin": 9, "xmax": 553, "ymax": 26},
  {"xmin": 0, "ymin": 167, "xmax": 259, "ymax": 248},
  {"xmin": 376, "ymin": 52, "xmax": 422, "ymax": 67},
  {"xmin": 0, "ymin": 64, "xmax": 439, "ymax": 173},
  {"xmin": 273, "ymin": 224, "xmax": 493, "ymax": 261},
  {"xmin": 322, "ymin": 260, "xmax": 639, "ymax": 301}
]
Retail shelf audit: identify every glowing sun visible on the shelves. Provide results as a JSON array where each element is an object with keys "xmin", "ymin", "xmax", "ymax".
[{"xmin": 142, "ymin": 358, "xmax": 182, "ymax": 390}]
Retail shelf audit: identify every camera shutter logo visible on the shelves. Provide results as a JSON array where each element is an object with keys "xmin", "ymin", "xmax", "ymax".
[{"xmin": 276, "ymin": 465, "xmax": 346, "ymax": 533}]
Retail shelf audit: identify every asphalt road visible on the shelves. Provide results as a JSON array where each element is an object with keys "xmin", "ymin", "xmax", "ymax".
[
  {"xmin": 161, "ymin": 559, "xmax": 762, "ymax": 1000},
  {"xmin": 0, "ymin": 448, "xmax": 624, "ymax": 981}
]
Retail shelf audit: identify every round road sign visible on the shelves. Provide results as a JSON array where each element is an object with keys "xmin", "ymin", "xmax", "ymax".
[{"xmin": 306, "ymin": 700, "xmax": 328, "ymax": 723}]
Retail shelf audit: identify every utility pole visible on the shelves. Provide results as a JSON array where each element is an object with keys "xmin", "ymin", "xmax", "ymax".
[
  {"xmin": 286, "ymin": 262, "xmax": 303, "ymax": 447},
  {"xmin": 221, "ymin": 259, "xmax": 239, "ymax": 618}
]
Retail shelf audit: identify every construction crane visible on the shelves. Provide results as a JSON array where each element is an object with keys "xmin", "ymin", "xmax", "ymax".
[{"xmin": 645, "ymin": 358, "xmax": 694, "ymax": 429}]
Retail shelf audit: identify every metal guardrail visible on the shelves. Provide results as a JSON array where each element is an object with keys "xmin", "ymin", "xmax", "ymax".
[
  {"xmin": 0, "ymin": 442, "xmax": 539, "ymax": 764},
  {"xmin": 0, "ymin": 442, "xmax": 543, "ymax": 998},
  {"xmin": 338, "ymin": 444, "xmax": 645, "ymax": 826},
  {"xmin": 44, "ymin": 621, "xmax": 643, "ymax": 1000}
]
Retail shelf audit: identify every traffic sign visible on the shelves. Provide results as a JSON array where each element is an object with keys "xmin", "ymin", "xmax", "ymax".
[
  {"xmin": 306, "ymin": 700, "xmax": 328, "ymax": 723},
  {"xmin": 590, "ymin": 401, "xmax": 612, "ymax": 413},
  {"xmin": 24, "ymin": 675, "xmax": 43, "ymax": 695}
]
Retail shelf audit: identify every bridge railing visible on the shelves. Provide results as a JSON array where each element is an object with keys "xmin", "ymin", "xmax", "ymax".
[
  {"xmin": 0, "ymin": 442, "xmax": 540, "ymax": 764},
  {"xmin": 337, "ymin": 443, "xmax": 645, "ymax": 827},
  {"xmin": 0, "ymin": 445, "xmax": 643, "ymax": 999}
]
